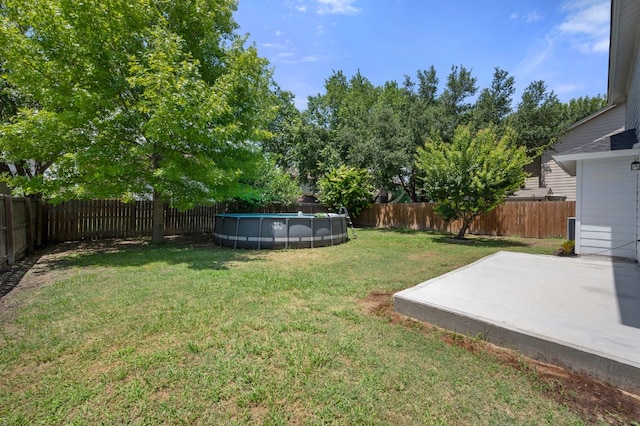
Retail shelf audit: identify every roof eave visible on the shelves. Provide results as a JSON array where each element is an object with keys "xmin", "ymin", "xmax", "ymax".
[
  {"xmin": 553, "ymin": 147, "xmax": 640, "ymax": 176},
  {"xmin": 566, "ymin": 103, "xmax": 620, "ymax": 132},
  {"xmin": 606, "ymin": 0, "xmax": 622, "ymax": 105}
]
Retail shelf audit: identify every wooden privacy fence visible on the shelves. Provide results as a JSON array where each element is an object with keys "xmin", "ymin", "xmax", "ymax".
[
  {"xmin": 1, "ymin": 195, "xmax": 41, "ymax": 267},
  {"xmin": 2, "ymin": 197, "xmax": 573, "ymax": 267},
  {"xmin": 355, "ymin": 201, "xmax": 576, "ymax": 239},
  {"xmin": 45, "ymin": 200, "xmax": 328, "ymax": 243},
  {"xmin": 46, "ymin": 200, "xmax": 220, "ymax": 242}
]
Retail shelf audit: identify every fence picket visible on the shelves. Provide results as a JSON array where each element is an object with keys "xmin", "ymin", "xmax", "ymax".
[{"xmin": 355, "ymin": 201, "xmax": 575, "ymax": 239}]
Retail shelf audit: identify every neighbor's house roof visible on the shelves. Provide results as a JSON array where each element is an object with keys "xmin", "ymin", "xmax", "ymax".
[
  {"xmin": 559, "ymin": 127, "xmax": 637, "ymax": 157},
  {"xmin": 506, "ymin": 187, "xmax": 553, "ymax": 201},
  {"xmin": 563, "ymin": 104, "xmax": 621, "ymax": 134},
  {"xmin": 553, "ymin": 128, "xmax": 639, "ymax": 176}
]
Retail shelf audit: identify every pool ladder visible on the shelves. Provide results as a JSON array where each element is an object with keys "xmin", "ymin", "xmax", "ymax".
[{"xmin": 338, "ymin": 206, "xmax": 357, "ymax": 240}]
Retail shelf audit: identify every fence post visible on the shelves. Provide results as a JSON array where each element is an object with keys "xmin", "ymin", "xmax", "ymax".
[
  {"xmin": 36, "ymin": 197, "xmax": 44, "ymax": 246},
  {"xmin": 25, "ymin": 197, "xmax": 34, "ymax": 254},
  {"xmin": 4, "ymin": 195, "xmax": 15, "ymax": 265}
]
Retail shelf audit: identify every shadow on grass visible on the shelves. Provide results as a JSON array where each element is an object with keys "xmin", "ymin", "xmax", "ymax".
[
  {"xmin": 42, "ymin": 235, "xmax": 264, "ymax": 272},
  {"xmin": 432, "ymin": 236, "xmax": 530, "ymax": 248},
  {"xmin": 371, "ymin": 227, "xmax": 530, "ymax": 248},
  {"xmin": 372, "ymin": 227, "xmax": 447, "ymax": 236}
]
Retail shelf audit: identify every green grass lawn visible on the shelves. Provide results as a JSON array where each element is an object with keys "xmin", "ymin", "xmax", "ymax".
[{"xmin": 0, "ymin": 229, "xmax": 588, "ymax": 424}]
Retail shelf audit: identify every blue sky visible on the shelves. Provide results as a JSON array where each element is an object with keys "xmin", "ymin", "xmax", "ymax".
[{"xmin": 235, "ymin": 0, "xmax": 611, "ymax": 110}]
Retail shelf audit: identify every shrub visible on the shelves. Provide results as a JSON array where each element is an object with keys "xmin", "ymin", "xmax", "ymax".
[{"xmin": 317, "ymin": 165, "xmax": 374, "ymax": 217}]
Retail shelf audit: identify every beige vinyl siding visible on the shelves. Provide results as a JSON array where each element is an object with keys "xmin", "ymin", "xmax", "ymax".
[
  {"xmin": 542, "ymin": 160, "xmax": 576, "ymax": 200},
  {"xmin": 523, "ymin": 157, "xmax": 541, "ymax": 189},
  {"xmin": 541, "ymin": 104, "xmax": 626, "ymax": 201},
  {"xmin": 523, "ymin": 176, "xmax": 540, "ymax": 189},
  {"xmin": 577, "ymin": 156, "xmax": 637, "ymax": 260}
]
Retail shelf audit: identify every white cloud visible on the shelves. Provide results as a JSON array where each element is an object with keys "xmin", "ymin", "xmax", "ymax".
[
  {"xmin": 558, "ymin": 0, "xmax": 609, "ymax": 54},
  {"xmin": 275, "ymin": 30, "xmax": 284, "ymax": 37},
  {"xmin": 516, "ymin": 0, "xmax": 608, "ymax": 82},
  {"xmin": 286, "ymin": 0, "xmax": 309, "ymax": 13},
  {"xmin": 516, "ymin": 35, "xmax": 556, "ymax": 77},
  {"xmin": 591, "ymin": 37, "xmax": 609, "ymax": 53},
  {"xmin": 275, "ymin": 52, "xmax": 296, "ymax": 59},
  {"xmin": 523, "ymin": 11, "xmax": 541, "ymax": 23},
  {"xmin": 510, "ymin": 10, "xmax": 542, "ymax": 23},
  {"xmin": 553, "ymin": 83, "xmax": 582, "ymax": 94},
  {"xmin": 317, "ymin": 0, "xmax": 360, "ymax": 15},
  {"xmin": 277, "ymin": 54, "xmax": 332, "ymax": 64}
]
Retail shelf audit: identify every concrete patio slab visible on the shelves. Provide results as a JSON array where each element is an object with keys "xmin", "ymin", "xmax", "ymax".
[{"xmin": 394, "ymin": 251, "xmax": 640, "ymax": 394}]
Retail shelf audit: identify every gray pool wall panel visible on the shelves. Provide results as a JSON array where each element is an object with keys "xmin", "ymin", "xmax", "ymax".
[{"xmin": 214, "ymin": 214, "xmax": 348, "ymax": 249}]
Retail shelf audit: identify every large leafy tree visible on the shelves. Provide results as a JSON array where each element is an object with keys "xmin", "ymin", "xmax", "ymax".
[
  {"xmin": 0, "ymin": 61, "xmax": 43, "ymax": 180},
  {"xmin": 296, "ymin": 70, "xmax": 380, "ymax": 184},
  {"xmin": 438, "ymin": 65, "xmax": 478, "ymax": 141},
  {"xmin": 262, "ymin": 86, "xmax": 303, "ymax": 171},
  {"xmin": 561, "ymin": 95, "xmax": 607, "ymax": 127},
  {"xmin": 415, "ymin": 125, "xmax": 528, "ymax": 239},
  {"xmin": 365, "ymin": 81, "xmax": 412, "ymax": 192},
  {"xmin": 0, "ymin": 0, "xmax": 275, "ymax": 242},
  {"xmin": 400, "ymin": 67, "xmax": 441, "ymax": 201},
  {"xmin": 234, "ymin": 156, "xmax": 301, "ymax": 210},
  {"xmin": 509, "ymin": 81, "xmax": 564, "ymax": 156},
  {"xmin": 270, "ymin": 65, "xmax": 600, "ymax": 207},
  {"xmin": 473, "ymin": 67, "xmax": 515, "ymax": 132}
]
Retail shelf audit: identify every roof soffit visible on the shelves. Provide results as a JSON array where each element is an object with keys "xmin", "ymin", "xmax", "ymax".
[{"xmin": 608, "ymin": 0, "xmax": 640, "ymax": 105}]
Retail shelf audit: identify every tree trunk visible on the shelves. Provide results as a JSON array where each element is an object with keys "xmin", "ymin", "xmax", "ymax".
[
  {"xmin": 152, "ymin": 189, "xmax": 165, "ymax": 244},
  {"xmin": 456, "ymin": 216, "xmax": 474, "ymax": 239}
]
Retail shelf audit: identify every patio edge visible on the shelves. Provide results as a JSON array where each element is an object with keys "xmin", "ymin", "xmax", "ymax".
[{"xmin": 393, "ymin": 294, "xmax": 640, "ymax": 395}]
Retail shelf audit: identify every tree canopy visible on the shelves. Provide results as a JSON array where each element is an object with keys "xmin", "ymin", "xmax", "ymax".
[
  {"xmin": 261, "ymin": 65, "xmax": 607, "ymax": 204},
  {"xmin": 415, "ymin": 126, "xmax": 529, "ymax": 239},
  {"xmin": 0, "ymin": 0, "xmax": 276, "ymax": 242},
  {"xmin": 1, "ymin": 0, "xmax": 609, "ymax": 237}
]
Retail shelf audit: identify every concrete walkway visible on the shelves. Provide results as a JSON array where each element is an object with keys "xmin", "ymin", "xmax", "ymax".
[{"xmin": 394, "ymin": 251, "xmax": 640, "ymax": 394}]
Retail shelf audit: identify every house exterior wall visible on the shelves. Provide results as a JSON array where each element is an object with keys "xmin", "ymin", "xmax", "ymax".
[
  {"xmin": 631, "ymin": 29, "xmax": 640, "ymax": 262},
  {"xmin": 542, "ymin": 104, "xmax": 626, "ymax": 201},
  {"xmin": 636, "ymin": 165, "xmax": 639, "ymax": 262},
  {"xmin": 524, "ymin": 157, "xmax": 541, "ymax": 189},
  {"xmin": 624, "ymin": 14, "xmax": 640, "ymax": 262},
  {"xmin": 625, "ymin": 7, "xmax": 640, "ymax": 138},
  {"xmin": 576, "ymin": 156, "xmax": 638, "ymax": 260}
]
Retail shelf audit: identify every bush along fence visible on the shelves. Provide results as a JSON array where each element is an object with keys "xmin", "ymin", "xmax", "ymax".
[{"xmin": 354, "ymin": 201, "xmax": 576, "ymax": 239}]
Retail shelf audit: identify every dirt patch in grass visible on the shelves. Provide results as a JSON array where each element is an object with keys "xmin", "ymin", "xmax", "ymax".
[{"xmin": 361, "ymin": 291, "xmax": 640, "ymax": 426}]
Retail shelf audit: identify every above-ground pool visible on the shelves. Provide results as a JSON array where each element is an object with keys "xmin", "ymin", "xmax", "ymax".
[{"xmin": 214, "ymin": 213, "xmax": 349, "ymax": 249}]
